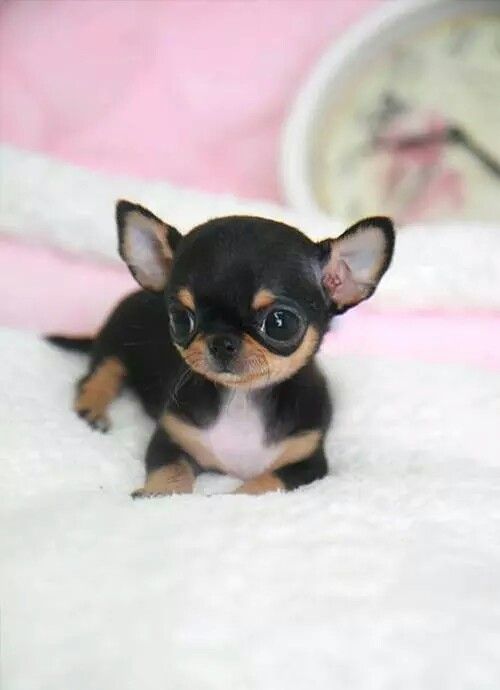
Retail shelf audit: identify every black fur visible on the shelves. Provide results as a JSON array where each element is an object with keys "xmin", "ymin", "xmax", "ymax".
[
  {"xmin": 45, "ymin": 335, "xmax": 94, "ymax": 353},
  {"xmin": 50, "ymin": 206, "xmax": 395, "ymax": 495}
]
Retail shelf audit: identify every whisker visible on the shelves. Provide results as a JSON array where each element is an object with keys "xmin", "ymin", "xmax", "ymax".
[{"xmin": 170, "ymin": 366, "xmax": 193, "ymax": 406}]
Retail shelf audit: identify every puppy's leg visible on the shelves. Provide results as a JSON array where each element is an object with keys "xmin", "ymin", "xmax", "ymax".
[
  {"xmin": 73, "ymin": 295, "xmax": 135, "ymax": 431},
  {"xmin": 132, "ymin": 425, "xmax": 195, "ymax": 498},
  {"xmin": 235, "ymin": 445, "xmax": 328, "ymax": 495},
  {"xmin": 74, "ymin": 356, "xmax": 126, "ymax": 432},
  {"xmin": 233, "ymin": 473, "xmax": 285, "ymax": 495}
]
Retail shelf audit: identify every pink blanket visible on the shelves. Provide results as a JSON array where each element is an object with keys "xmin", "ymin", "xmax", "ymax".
[{"xmin": 0, "ymin": 0, "xmax": 377, "ymax": 201}]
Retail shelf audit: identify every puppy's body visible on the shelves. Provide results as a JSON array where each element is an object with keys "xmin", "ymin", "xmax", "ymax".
[
  {"xmin": 80, "ymin": 286, "xmax": 330, "ymax": 492},
  {"xmin": 53, "ymin": 209, "xmax": 394, "ymax": 496}
]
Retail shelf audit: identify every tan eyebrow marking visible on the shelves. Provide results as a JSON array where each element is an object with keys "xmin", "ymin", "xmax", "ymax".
[
  {"xmin": 177, "ymin": 288, "xmax": 195, "ymax": 310},
  {"xmin": 252, "ymin": 289, "xmax": 276, "ymax": 311}
]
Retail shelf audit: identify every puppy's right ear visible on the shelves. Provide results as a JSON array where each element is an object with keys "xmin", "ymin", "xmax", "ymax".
[{"xmin": 116, "ymin": 200, "xmax": 182, "ymax": 291}]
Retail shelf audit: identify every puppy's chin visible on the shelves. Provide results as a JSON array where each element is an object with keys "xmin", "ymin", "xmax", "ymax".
[
  {"xmin": 185, "ymin": 361, "xmax": 271, "ymax": 390},
  {"xmin": 204, "ymin": 369, "xmax": 270, "ymax": 390}
]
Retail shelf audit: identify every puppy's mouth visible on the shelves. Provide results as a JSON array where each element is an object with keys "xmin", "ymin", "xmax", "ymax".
[
  {"xmin": 187, "ymin": 353, "xmax": 271, "ymax": 389},
  {"xmin": 177, "ymin": 328, "xmax": 318, "ymax": 389},
  {"xmin": 179, "ymin": 335, "xmax": 271, "ymax": 389}
]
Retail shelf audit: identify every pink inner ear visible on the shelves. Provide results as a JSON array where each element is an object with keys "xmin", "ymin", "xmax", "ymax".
[{"xmin": 323, "ymin": 258, "xmax": 365, "ymax": 308}]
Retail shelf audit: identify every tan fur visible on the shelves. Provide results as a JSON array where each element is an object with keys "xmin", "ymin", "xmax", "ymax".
[
  {"xmin": 179, "ymin": 334, "xmax": 207, "ymax": 378},
  {"xmin": 270, "ymin": 430, "xmax": 321, "ymax": 471},
  {"xmin": 162, "ymin": 413, "xmax": 224, "ymax": 472},
  {"xmin": 178, "ymin": 326, "xmax": 319, "ymax": 390},
  {"xmin": 252, "ymin": 289, "xmax": 276, "ymax": 311},
  {"xmin": 232, "ymin": 327, "xmax": 319, "ymax": 388},
  {"xmin": 163, "ymin": 412, "xmax": 321, "ymax": 479},
  {"xmin": 74, "ymin": 357, "xmax": 126, "ymax": 426},
  {"xmin": 177, "ymin": 288, "xmax": 195, "ymax": 311},
  {"xmin": 133, "ymin": 460, "xmax": 195, "ymax": 497},
  {"xmin": 234, "ymin": 473, "xmax": 284, "ymax": 495}
]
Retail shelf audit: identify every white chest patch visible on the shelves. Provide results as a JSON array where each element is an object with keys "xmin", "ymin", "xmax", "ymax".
[{"xmin": 199, "ymin": 391, "xmax": 277, "ymax": 480}]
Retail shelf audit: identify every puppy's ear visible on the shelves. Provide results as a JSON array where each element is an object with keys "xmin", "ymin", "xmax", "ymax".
[
  {"xmin": 318, "ymin": 217, "xmax": 395, "ymax": 313},
  {"xmin": 116, "ymin": 200, "xmax": 182, "ymax": 291}
]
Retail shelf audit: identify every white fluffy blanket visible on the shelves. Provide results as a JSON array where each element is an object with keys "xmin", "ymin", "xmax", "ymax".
[
  {"xmin": 1, "ymin": 329, "xmax": 499, "ymax": 689},
  {"xmin": 2, "ymin": 144, "xmax": 500, "ymax": 311}
]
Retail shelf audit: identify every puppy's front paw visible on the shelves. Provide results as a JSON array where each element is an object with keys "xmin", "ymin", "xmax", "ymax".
[
  {"xmin": 131, "ymin": 462, "xmax": 195, "ymax": 499},
  {"xmin": 74, "ymin": 377, "xmax": 112, "ymax": 432},
  {"xmin": 73, "ymin": 358, "xmax": 126, "ymax": 432},
  {"xmin": 75, "ymin": 406, "xmax": 111, "ymax": 433},
  {"xmin": 131, "ymin": 488, "xmax": 152, "ymax": 499},
  {"xmin": 130, "ymin": 487, "xmax": 177, "ymax": 499}
]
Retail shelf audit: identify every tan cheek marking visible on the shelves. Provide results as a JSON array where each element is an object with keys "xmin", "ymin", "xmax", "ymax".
[
  {"xmin": 252, "ymin": 289, "xmax": 276, "ymax": 311},
  {"xmin": 134, "ymin": 460, "xmax": 195, "ymax": 497},
  {"xmin": 271, "ymin": 430, "xmax": 322, "ymax": 471},
  {"xmin": 178, "ymin": 335, "xmax": 209, "ymax": 376},
  {"xmin": 180, "ymin": 328, "xmax": 318, "ymax": 389},
  {"xmin": 74, "ymin": 357, "xmax": 126, "ymax": 421},
  {"xmin": 234, "ymin": 473, "xmax": 285, "ymax": 495},
  {"xmin": 177, "ymin": 288, "xmax": 195, "ymax": 311},
  {"xmin": 239, "ymin": 326, "xmax": 319, "ymax": 387},
  {"xmin": 268, "ymin": 326, "xmax": 319, "ymax": 382},
  {"xmin": 162, "ymin": 413, "xmax": 225, "ymax": 473}
]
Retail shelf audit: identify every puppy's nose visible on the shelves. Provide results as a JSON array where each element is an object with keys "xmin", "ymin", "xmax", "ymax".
[{"xmin": 207, "ymin": 334, "xmax": 240, "ymax": 368}]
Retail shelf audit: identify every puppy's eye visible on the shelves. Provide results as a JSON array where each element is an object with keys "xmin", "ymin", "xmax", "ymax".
[
  {"xmin": 169, "ymin": 307, "xmax": 196, "ymax": 344},
  {"xmin": 262, "ymin": 308, "xmax": 303, "ymax": 343}
]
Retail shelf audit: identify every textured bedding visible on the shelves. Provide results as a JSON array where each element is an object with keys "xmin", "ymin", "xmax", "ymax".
[
  {"xmin": 1, "ymin": 330, "xmax": 499, "ymax": 690},
  {"xmin": 1, "ymin": 144, "xmax": 500, "ymax": 689},
  {"xmin": 3, "ymin": 145, "xmax": 500, "ymax": 314}
]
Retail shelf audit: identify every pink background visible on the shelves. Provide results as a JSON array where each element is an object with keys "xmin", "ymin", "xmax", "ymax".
[
  {"xmin": 0, "ymin": 0, "xmax": 378, "ymax": 332},
  {"xmin": 0, "ymin": 0, "xmax": 377, "ymax": 201},
  {"xmin": 1, "ymin": 0, "xmax": 498, "ymax": 368}
]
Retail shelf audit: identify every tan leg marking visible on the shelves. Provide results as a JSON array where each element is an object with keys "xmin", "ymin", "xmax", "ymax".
[
  {"xmin": 234, "ymin": 473, "xmax": 284, "ymax": 495},
  {"xmin": 164, "ymin": 412, "xmax": 321, "ymax": 477},
  {"xmin": 162, "ymin": 413, "xmax": 225, "ymax": 472},
  {"xmin": 132, "ymin": 460, "xmax": 195, "ymax": 498},
  {"xmin": 177, "ymin": 287, "xmax": 195, "ymax": 311},
  {"xmin": 271, "ymin": 430, "xmax": 321, "ymax": 471},
  {"xmin": 234, "ymin": 431, "xmax": 321, "ymax": 495},
  {"xmin": 252, "ymin": 289, "xmax": 276, "ymax": 311},
  {"xmin": 75, "ymin": 357, "xmax": 126, "ymax": 431}
]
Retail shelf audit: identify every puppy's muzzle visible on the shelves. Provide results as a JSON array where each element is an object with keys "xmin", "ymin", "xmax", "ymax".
[{"xmin": 206, "ymin": 334, "xmax": 240, "ymax": 372}]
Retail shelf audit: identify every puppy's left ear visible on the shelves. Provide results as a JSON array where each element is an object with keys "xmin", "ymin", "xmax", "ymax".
[
  {"xmin": 318, "ymin": 216, "xmax": 395, "ymax": 313},
  {"xmin": 116, "ymin": 200, "xmax": 182, "ymax": 291}
]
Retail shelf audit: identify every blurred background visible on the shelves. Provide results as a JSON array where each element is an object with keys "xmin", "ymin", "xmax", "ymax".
[
  {"xmin": 0, "ymin": 0, "xmax": 499, "ymax": 366},
  {"xmin": 0, "ymin": 0, "xmax": 375, "ymax": 200}
]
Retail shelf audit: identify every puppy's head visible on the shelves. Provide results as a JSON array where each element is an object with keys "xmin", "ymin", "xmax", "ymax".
[{"xmin": 117, "ymin": 201, "xmax": 395, "ymax": 389}]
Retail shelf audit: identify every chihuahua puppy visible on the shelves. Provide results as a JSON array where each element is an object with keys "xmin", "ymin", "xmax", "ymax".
[{"xmin": 51, "ymin": 201, "xmax": 394, "ymax": 496}]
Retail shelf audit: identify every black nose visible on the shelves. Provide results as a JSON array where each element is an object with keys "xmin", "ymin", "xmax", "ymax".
[{"xmin": 207, "ymin": 334, "xmax": 240, "ymax": 368}]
